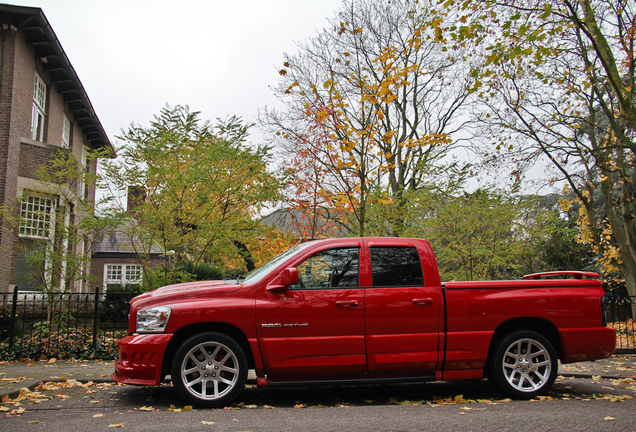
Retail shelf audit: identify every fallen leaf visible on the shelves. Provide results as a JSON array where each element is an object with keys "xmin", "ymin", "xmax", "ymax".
[
  {"xmin": 604, "ymin": 416, "xmax": 617, "ymax": 421},
  {"xmin": 533, "ymin": 396, "xmax": 557, "ymax": 401},
  {"xmin": 8, "ymin": 407, "xmax": 25, "ymax": 416},
  {"xmin": 183, "ymin": 405, "xmax": 193, "ymax": 411},
  {"xmin": 454, "ymin": 395, "xmax": 471, "ymax": 404},
  {"xmin": 108, "ymin": 423, "xmax": 125, "ymax": 428},
  {"xmin": 93, "ymin": 413, "xmax": 104, "ymax": 418},
  {"xmin": 200, "ymin": 421, "xmax": 216, "ymax": 425},
  {"xmin": 139, "ymin": 406, "xmax": 154, "ymax": 411},
  {"xmin": 294, "ymin": 404, "xmax": 306, "ymax": 408}
]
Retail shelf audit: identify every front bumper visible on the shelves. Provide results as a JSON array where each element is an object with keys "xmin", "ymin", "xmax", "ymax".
[{"xmin": 111, "ymin": 333, "xmax": 173, "ymax": 386}]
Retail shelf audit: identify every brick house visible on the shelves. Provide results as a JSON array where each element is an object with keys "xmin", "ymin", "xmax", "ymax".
[{"xmin": 0, "ymin": 4, "xmax": 113, "ymax": 293}]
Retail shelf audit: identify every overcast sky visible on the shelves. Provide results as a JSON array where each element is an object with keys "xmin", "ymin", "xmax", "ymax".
[{"xmin": 9, "ymin": 0, "xmax": 343, "ymax": 147}]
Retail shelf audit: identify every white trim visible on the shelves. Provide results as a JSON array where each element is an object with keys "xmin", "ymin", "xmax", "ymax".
[
  {"xmin": 104, "ymin": 263, "xmax": 143, "ymax": 288},
  {"xmin": 19, "ymin": 193, "xmax": 56, "ymax": 240},
  {"xmin": 62, "ymin": 114, "xmax": 71, "ymax": 148},
  {"xmin": 31, "ymin": 73, "xmax": 46, "ymax": 141}
]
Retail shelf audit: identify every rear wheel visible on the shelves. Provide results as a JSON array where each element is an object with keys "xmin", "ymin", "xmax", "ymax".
[
  {"xmin": 489, "ymin": 330, "xmax": 557, "ymax": 399},
  {"xmin": 171, "ymin": 332, "xmax": 247, "ymax": 407}
]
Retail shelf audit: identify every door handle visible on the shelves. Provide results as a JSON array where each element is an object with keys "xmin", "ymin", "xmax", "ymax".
[
  {"xmin": 336, "ymin": 300, "xmax": 359, "ymax": 307},
  {"xmin": 412, "ymin": 298, "xmax": 434, "ymax": 305}
]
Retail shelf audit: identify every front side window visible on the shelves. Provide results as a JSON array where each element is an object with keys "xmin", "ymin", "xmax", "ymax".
[
  {"xmin": 19, "ymin": 194, "xmax": 55, "ymax": 239},
  {"xmin": 370, "ymin": 246, "xmax": 424, "ymax": 287},
  {"xmin": 104, "ymin": 264, "xmax": 143, "ymax": 289},
  {"xmin": 31, "ymin": 73, "xmax": 47, "ymax": 141},
  {"xmin": 294, "ymin": 247, "xmax": 359, "ymax": 290}
]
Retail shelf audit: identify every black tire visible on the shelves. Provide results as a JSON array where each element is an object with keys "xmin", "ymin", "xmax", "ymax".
[
  {"xmin": 489, "ymin": 330, "xmax": 558, "ymax": 399},
  {"xmin": 171, "ymin": 332, "xmax": 247, "ymax": 408}
]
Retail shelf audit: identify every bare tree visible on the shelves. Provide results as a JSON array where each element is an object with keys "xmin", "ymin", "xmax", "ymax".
[{"xmin": 262, "ymin": 0, "xmax": 477, "ymax": 236}]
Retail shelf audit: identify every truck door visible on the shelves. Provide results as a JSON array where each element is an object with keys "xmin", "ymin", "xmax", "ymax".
[
  {"xmin": 256, "ymin": 246, "xmax": 366, "ymax": 377},
  {"xmin": 364, "ymin": 242, "xmax": 441, "ymax": 374}
]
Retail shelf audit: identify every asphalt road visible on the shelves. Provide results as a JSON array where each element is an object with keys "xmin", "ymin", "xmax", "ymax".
[{"xmin": 2, "ymin": 376, "xmax": 635, "ymax": 431}]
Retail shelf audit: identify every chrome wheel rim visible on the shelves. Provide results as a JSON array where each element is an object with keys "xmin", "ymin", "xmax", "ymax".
[
  {"xmin": 501, "ymin": 338, "xmax": 552, "ymax": 393},
  {"xmin": 180, "ymin": 341, "xmax": 240, "ymax": 401}
]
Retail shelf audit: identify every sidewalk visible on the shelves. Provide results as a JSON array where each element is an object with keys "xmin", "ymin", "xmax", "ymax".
[{"xmin": 1, "ymin": 355, "xmax": 635, "ymax": 401}]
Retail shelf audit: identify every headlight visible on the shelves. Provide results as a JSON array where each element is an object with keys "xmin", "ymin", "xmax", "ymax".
[{"xmin": 136, "ymin": 306, "xmax": 171, "ymax": 332}]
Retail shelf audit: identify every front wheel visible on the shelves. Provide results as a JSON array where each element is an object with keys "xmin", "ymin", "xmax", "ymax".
[
  {"xmin": 171, "ymin": 332, "xmax": 247, "ymax": 407},
  {"xmin": 489, "ymin": 330, "xmax": 558, "ymax": 399}
]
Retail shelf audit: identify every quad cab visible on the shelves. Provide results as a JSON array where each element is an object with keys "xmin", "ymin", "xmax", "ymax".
[{"xmin": 112, "ymin": 238, "xmax": 616, "ymax": 407}]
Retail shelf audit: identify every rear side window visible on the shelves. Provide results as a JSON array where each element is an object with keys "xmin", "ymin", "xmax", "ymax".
[{"xmin": 370, "ymin": 246, "xmax": 424, "ymax": 287}]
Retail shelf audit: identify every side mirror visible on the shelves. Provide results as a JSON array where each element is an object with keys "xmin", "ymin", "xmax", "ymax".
[{"xmin": 266, "ymin": 268, "xmax": 299, "ymax": 292}]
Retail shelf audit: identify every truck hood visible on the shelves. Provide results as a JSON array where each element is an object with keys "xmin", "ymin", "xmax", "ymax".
[{"xmin": 132, "ymin": 280, "xmax": 242, "ymax": 307}]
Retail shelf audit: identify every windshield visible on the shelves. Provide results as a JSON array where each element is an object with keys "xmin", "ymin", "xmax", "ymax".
[{"xmin": 242, "ymin": 242, "xmax": 312, "ymax": 284}]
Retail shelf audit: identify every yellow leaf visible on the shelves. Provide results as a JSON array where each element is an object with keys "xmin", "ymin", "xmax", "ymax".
[
  {"xmin": 139, "ymin": 406, "xmax": 154, "ymax": 411},
  {"xmin": 183, "ymin": 405, "xmax": 193, "ymax": 411},
  {"xmin": 200, "ymin": 421, "xmax": 216, "ymax": 425},
  {"xmin": 108, "ymin": 423, "xmax": 124, "ymax": 428},
  {"xmin": 604, "ymin": 416, "xmax": 617, "ymax": 421},
  {"xmin": 93, "ymin": 413, "xmax": 104, "ymax": 418},
  {"xmin": 294, "ymin": 404, "xmax": 306, "ymax": 408}
]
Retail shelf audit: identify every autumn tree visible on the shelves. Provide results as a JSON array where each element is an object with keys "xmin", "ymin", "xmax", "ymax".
[
  {"xmin": 263, "ymin": 0, "xmax": 477, "ymax": 236},
  {"xmin": 410, "ymin": 186, "xmax": 552, "ymax": 281},
  {"xmin": 427, "ymin": 1, "xmax": 636, "ymax": 295},
  {"xmin": 101, "ymin": 105, "xmax": 283, "ymax": 287}
]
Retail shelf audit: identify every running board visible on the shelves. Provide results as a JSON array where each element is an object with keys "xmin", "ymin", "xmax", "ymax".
[{"xmin": 261, "ymin": 375, "xmax": 437, "ymax": 388}]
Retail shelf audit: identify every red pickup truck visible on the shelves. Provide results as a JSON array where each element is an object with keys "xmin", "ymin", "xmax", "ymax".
[{"xmin": 112, "ymin": 238, "xmax": 616, "ymax": 407}]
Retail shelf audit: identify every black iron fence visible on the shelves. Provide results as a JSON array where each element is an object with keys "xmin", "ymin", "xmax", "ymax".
[
  {"xmin": 0, "ymin": 287, "xmax": 136, "ymax": 360},
  {"xmin": 605, "ymin": 294, "xmax": 636, "ymax": 353},
  {"xmin": 0, "ymin": 288, "xmax": 635, "ymax": 360}
]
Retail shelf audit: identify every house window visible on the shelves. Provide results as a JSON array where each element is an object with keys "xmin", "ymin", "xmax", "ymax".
[
  {"xmin": 17, "ymin": 193, "xmax": 55, "ymax": 291},
  {"xmin": 31, "ymin": 73, "xmax": 47, "ymax": 141},
  {"xmin": 19, "ymin": 194, "xmax": 55, "ymax": 239},
  {"xmin": 62, "ymin": 114, "xmax": 71, "ymax": 148},
  {"xmin": 104, "ymin": 264, "xmax": 143, "ymax": 289},
  {"xmin": 16, "ymin": 238, "xmax": 47, "ymax": 291}
]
